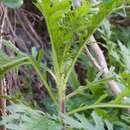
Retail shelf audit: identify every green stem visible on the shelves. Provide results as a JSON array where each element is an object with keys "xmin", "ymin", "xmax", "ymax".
[
  {"xmin": 59, "ymin": 89, "xmax": 65, "ymax": 113},
  {"xmin": 68, "ymin": 103, "xmax": 130, "ymax": 115},
  {"xmin": 66, "ymin": 86, "xmax": 89, "ymax": 100},
  {"xmin": 59, "ymin": 93, "xmax": 66, "ymax": 130},
  {"xmin": 57, "ymin": 78, "xmax": 66, "ymax": 113},
  {"xmin": 29, "ymin": 57, "xmax": 57, "ymax": 106}
]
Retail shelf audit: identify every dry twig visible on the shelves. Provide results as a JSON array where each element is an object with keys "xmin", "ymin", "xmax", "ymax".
[{"xmin": 86, "ymin": 36, "xmax": 130, "ymax": 111}]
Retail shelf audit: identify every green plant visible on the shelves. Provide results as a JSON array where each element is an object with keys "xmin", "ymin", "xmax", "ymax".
[
  {"xmin": 35, "ymin": 0, "xmax": 126, "ymax": 114},
  {"xmin": 62, "ymin": 111, "xmax": 113, "ymax": 130},
  {"xmin": 0, "ymin": 104, "xmax": 62, "ymax": 130},
  {"xmin": 1, "ymin": 0, "xmax": 130, "ymax": 129}
]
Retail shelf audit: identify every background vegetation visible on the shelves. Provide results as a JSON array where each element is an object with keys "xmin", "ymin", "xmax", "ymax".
[{"xmin": 0, "ymin": 0, "xmax": 130, "ymax": 130}]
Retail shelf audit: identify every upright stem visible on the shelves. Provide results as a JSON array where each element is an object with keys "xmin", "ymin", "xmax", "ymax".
[
  {"xmin": 59, "ymin": 93, "xmax": 66, "ymax": 130},
  {"xmin": 57, "ymin": 78, "xmax": 66, "ymax": 130},
  {"xmin": 57, "ymin": 77, "xmax": 65, "ymax": 113},
  {"xmin": 59, "ymin": 88, "xmax": 65, "ymax": 113}
]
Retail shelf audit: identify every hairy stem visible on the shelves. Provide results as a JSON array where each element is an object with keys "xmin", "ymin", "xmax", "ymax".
[{"xmin": 29, "ymin": 57, "xmax": 57, "ymax": 105}]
